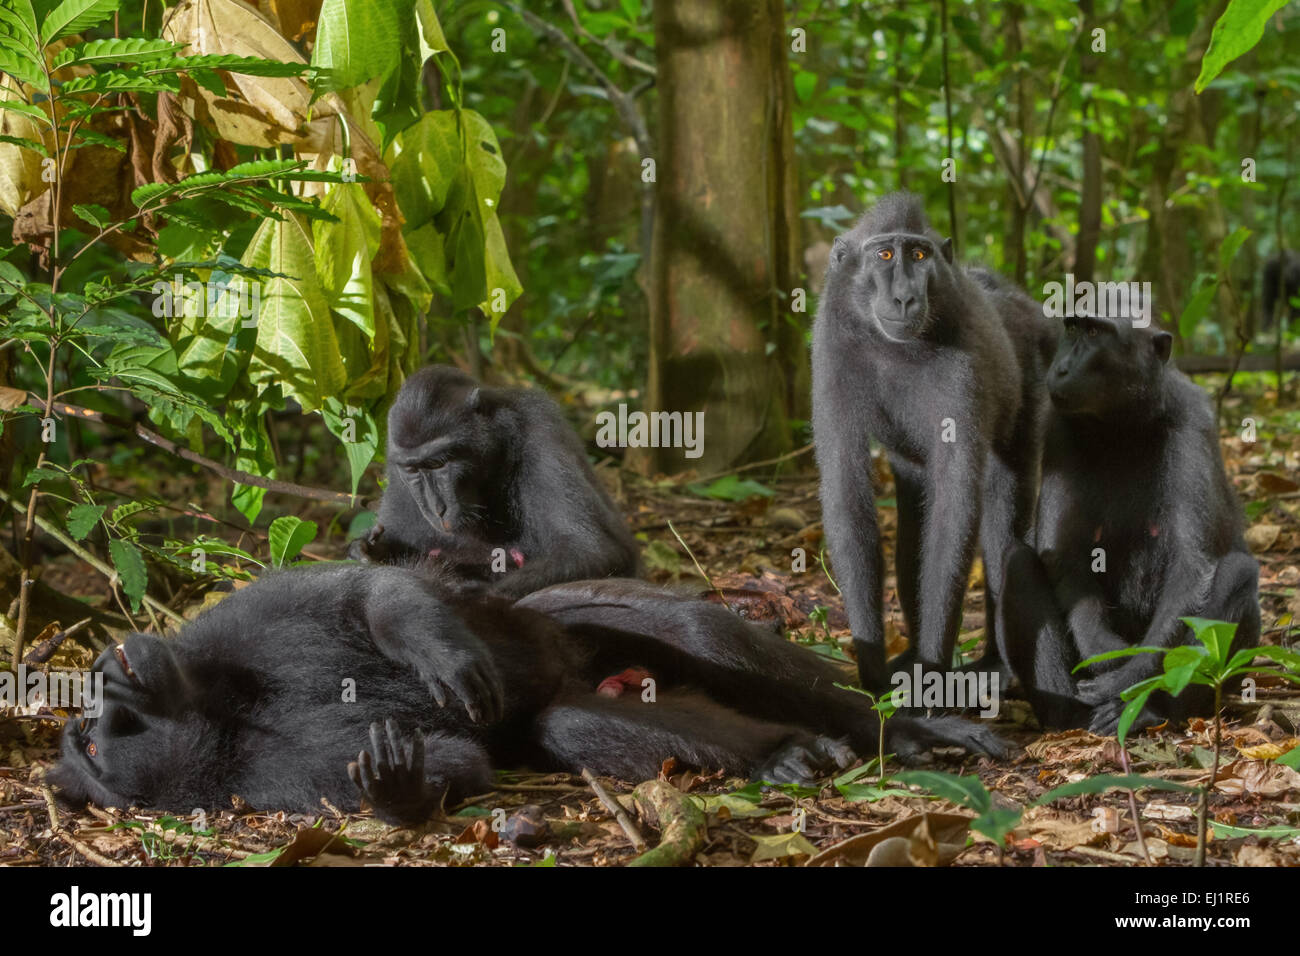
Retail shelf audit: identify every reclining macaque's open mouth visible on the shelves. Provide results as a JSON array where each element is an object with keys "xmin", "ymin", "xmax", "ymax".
[{"xmin": 114, "ymin": 644, "xmax": 140, "ymax": 685}]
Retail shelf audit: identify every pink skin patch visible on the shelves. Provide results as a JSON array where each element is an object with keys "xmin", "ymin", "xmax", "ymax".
[
  {"xmin": 596, "ymin": 667, "xmax": 652, "ymax": 698},
  {"xmin": 510, "ymin": 548, "xmax": 525, "ymax": 568}
]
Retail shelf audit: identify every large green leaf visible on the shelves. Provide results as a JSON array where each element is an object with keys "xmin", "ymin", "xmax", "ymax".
[
  {"xmin": 40, "ymin": 0, "xmax": 119, "ymax": 44},
  {"xmin": 312, "ymin": 0, "xmax": 401, "ymax": 92},
  {"xmin": 1195, "ymin": 0, "xmax": 1290, "ymax": 93},
  {"xmin": 242, "ymin": 214, "xmax": 346, "ymax": 412},
  {"xmin": 389, "ymin": 110, "xmax": 460, "ymax": 228},
  {"xmin": 171, "ymin": 270, "xmax": 256, "ymax": 401},
  {"xmin": 313, "ymin": 181, "xmax": 380, "ymax": 339}
]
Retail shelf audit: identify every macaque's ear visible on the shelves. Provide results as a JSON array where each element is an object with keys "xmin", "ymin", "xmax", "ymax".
[
  {"xmin": 466, "ymin": 387, "xmax": 502, "ymax": 414},
  {"xmin": 940, "ymin": 237, "xmax": 953, "ymax": 264},
  {"xmin": 831, "ymin": 236, "xmax": 847, "ymax": 264},
  {"xmin": 1152, "ymin": 331, "xmax": 1173, "ymax": 364}
]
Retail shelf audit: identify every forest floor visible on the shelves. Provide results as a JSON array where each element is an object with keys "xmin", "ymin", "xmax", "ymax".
[{"xmin": 1, "ymin": 374, "xmax": 1298, "ymax": 867}]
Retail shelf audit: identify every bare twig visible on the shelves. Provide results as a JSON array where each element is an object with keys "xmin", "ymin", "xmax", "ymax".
[
  {"xmin": 22, "ymin": 616, "xmax": 92, "ymax": 664},
  {"xmin": 581, "ymin": 768, "xmax": 647, "ymax": 852},
  {"xmin": 39, "ymin": 777, "xmax": 120, "ymax": 867},
  {"xmin": 666, "ymin": 519, "xmax": 731, "ymax": 611},
  {"xmin": 1117, "ymin": 747, "xmax": 1151, "ymax": 864}
]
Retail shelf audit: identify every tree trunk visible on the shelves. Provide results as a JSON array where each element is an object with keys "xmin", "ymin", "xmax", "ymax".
[{"xmin": 645, "ymin": 0, "xmax": 796, "ymax": 475}]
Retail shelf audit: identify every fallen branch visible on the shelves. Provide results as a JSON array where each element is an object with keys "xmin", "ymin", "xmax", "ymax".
[{"xmin": 628, "ymin": 779, "xmax": 706, "ymax": 867}]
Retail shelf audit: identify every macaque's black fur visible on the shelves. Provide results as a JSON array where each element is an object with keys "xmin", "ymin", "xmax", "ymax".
[
  {"xmin": 1261, "ymin": 250, "xmax": 1300, "ymax": 329},
  {"xmin": 812, "ymin": 192, "xmax": 1058, "ymax": 691},
  {"xmin": 356, "ymin": 365, "xmax": 639, "ymax": 597},
  {"xmin": 999, "ymin": 315, "xmax": 1260, "ymax": 734},
  {"xmin": 51, "ymin": 566, "xmax": 1004, "ymax": 824}
]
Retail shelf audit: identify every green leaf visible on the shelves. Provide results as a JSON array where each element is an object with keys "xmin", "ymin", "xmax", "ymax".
[
  {"xmin": 0, "ymin": 132, "xmax": 46, "ymax": 154},
  {"xmin": 1218, "ymin": 226, "xmax": 1252, "ymax": 275},
  {"xmin": 1075, "ymin": 645, "xmax": 1166, "ymax": 672},
  {"xmin": 1116, "ymin": 681, "xmax": 1161, "ymax": 741},
  {"xmin": 0, "ymin": 45, "xmax": 47, "ymax": 90},
  {"xmin": 72, "ymin": 202, "xmax": 109, "ymax": 229},
  {"xmin": 51, "ymin": 37, "xmax": 180, "ymax": 69},
  {"xmin": 0, "ymin": 98, "xmax": 51, "ymax": 125},
  {"xmin": 312, "ymin": 0, "xmax": 401, "ymax": 92},
  {"xmin": 59, "ymin": 69, "xmax": 181, "ymax": 96},
  {"xmin": 65, "ymin": 503, "xmax": 105, "ymax": 540},
  {"xmin": 268, "ymin": 515, "xmax": 318, "ymax": 568},
  {"xmin": 241, "ymin": 214, "xmax": 347, "ymax": 412},
  {"xmin": 0, "ymin": 1, "xmax": 39, "ymax": 48},
  {"xmin": 1032, "ymin": 773, "xmax": 1195, "ymax": 807},
  {"xmin": 132, "ymin": 159, "xmax": 318, "ymax": 209},
  {"xmin": 414, "ymin": 0, "xmax": 449, "ymax": 59},
  {"xmin": 1229, "ymin": 644, "xmax": 1300, "ymax": 674},
  {"xmin": 895, "ymin": 771, "xmax": 991, "ymax": 812},
  {"xmin": 1277, "ymin": 747, "xmax": 1300, "ymax": 770},
  {"xmin": 321, "ymin": 398, "xmax": 377, "ymax": 497},
  {"xmin": 1182, "ymin": 616, "xmax": 1238, "ymax": 667},
  {"xmin": 108, "ymin": 537, "xmax": 148, "ymax": 612},
  {"xmin": 110, "ymin": 500, "xmax": 157, "ymax": 525},
  {"xmin": 189, "ymin": 536, "xmax": 261, "ymax": 566},
  {"xmin": 686, "ymin": 474, "xmax": 775, "ymax": 502},
  {"xmin": 1195, "ymin": 0, "xmax": 1291, "ymax": 93},
  {"xmin": 793, "ymin": 68, "xmax": 817, "ymax": 103},
  {"xmin": 1210, "ymin": 821, "xmax": 1300, "ymax": 839},
  {"xmin": 313, "ymin": 181, "xmax": 380, "ymax": 338},
  {"xmin": 22, "ymin": 466, "xmax": 66, "ymax": 486},
  {"xmin": 1178, "ymin": 283, "xmax": 1217, "ymax": 341},
  {"xmin": 40, "ymin": 0, "xmax": 122, "ymax": 44},
  {"xmin": 151, "ymin": 54, "xmax": 308, "ymax": 78}
]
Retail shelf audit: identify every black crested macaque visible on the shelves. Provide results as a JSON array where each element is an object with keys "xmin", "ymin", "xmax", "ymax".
[
  {"xmin": 999, "ymin": 315, "xmax": 1261, "ymax": 734},
  {"xmin": 51, "ymin": 566, "xmax": 1004, "ymax": 824},
  {"xmin": 355, "ymin": 365, "xmax": 639, "ymax": 597},
  {"xmin": 812, "ymin": 192, "xmax": 1058, "ymax": 692},
  {"xmin": 1261, "ymin": 250, "xmax": 1300, "ymax": 329}
]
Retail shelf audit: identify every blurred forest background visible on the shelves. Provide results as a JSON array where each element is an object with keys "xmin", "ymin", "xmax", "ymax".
[{"xmin": 0, "ymin": 0, "xmax": 1295, "ymax": 663}]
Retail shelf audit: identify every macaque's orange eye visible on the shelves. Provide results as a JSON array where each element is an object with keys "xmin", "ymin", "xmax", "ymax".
[
  {"xmin": 86, "ymin": 742, "xmax": 97, "ymax": 757},
  {"xmin": 878, "ymin": 249, "xmax": 893, "ymax": 261},
  {"xmin": 913, "ymin": 249, "xmax": 926, "ymax": 260}
]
